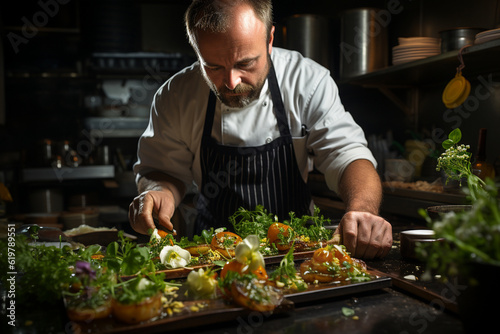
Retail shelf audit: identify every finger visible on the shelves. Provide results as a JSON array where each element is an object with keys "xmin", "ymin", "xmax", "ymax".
[
  {"xmin": 370, "ymin": 220, "xmax": 393, "ymax": 259},
  {"xmin": 129, "ymin": 193, "xmax": 157, "ymax": 235},
  {"xmin": 129, "ymin": 200, "xmax": 151, "ymax": 235},
  {"xmin": 328, "ymin": 232, "xmax": 342, "ymax": 245},
  {"xmin": 339, "ymin": 215, "xmax": 358, "ymax": 256},
  {"xmin": 380, "ymin": 224, "xmax": 394, "ymax": 258},
  {"xmin": 140, "ymin": 192, "xmax": 158, "ymax": 232},
  {"xmin": 157, "ymin": 209, "xmax": 174, "ymax": 232},
  {"xmin": 354, "ymin": 221, "xmax": 372, "ymax": 258}
]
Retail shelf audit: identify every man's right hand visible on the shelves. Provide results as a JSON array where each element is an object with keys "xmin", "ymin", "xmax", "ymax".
[{"xmin": 128, "ymin": 189, "xmax": 177, "ymax": 235}]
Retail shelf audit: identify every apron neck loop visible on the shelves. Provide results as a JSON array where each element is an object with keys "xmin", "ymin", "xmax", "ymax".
[{"xmin": 203, "ymin": 60, "xmax": 291, "ymax": 139}]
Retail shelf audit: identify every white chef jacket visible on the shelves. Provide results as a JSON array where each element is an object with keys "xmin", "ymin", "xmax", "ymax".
[{"xmin": 134, "ymin": 47, "xmax": 376, "ymax": 194}]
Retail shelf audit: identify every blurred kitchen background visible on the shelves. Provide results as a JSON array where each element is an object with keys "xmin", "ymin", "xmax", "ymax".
[{"xmin": 1, "ymin": 0, "xmax": 500, "ymax": 236}]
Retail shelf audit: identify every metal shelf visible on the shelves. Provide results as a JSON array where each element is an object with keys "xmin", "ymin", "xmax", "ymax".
[
  {"xmin": 84, "ymin": 117, "xmax": 149, "ymax": 139},
  {"xmin": 22, "ymin": 165, "xmax": 115, "ymax": 183},
  {"xmin": 341, "ymin": 38, "xmax": 500, "ymax": 87}
]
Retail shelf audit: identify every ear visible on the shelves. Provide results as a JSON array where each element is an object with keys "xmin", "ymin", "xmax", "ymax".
[{"xmin": 268, "ymin": 26, "xmax": 275, "ymax": 54}]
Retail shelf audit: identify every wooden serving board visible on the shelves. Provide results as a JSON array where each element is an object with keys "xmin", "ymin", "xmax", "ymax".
[
  {"xmin": 73, "ymin": 295, "xmax": 294, "ymax": 334},
  {"xmin": 76, "ymin": 268, "xmax": 391, "ymax": 333},
  {"xmin": 284, "ymin": 271, "xmax": 391, "ymax": 304}
]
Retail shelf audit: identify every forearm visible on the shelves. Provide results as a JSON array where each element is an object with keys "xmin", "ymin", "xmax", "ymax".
[
  {"xmin": 137, "ymin": 171, "xmax": 186, "ymax": 208},
  {"xmin": 337, "ymin": 159, "xmax": 382, "ymax": 215}
]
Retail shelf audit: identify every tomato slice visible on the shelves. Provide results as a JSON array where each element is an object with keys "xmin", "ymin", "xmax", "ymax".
[
  {"xmin": 332, "ymin": 244, "xmax": 353, "ymax": 266},
  {"xmin": 220, "ymin": 260, "xmax": 246, "ymax": 279},
  {"xmin": 312, "ymin": 245, "xmax": 352, "ymax": 265},
  {"xmin": 312, "ymin": 247, "xmax": 334, "ymax": 263},
  {"xmin": 220, "ymin": 260, "xmax": 268, "ymax": 280}
]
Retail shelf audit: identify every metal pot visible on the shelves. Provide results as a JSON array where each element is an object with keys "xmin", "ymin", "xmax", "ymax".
[
  {"xmin": 339, "ymin": 8, "xmax": 388, "ymax": 79},
  {"xmin": 284, "ymin": 14, "xmax": 330, "ymax": 69},
  {"xmin": 439, "ymin": 27, "xmax": 485, "ymax": 52}
]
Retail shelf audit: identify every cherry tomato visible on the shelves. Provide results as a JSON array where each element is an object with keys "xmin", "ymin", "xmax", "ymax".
[{"xmin": 267, "ymin": 222, "xmax": 294, "ymax": 251}]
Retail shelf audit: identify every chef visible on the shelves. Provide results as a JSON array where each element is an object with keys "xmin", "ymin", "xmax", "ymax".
[{"xmin": 129, "ymin": 0, "xmax": 392, "ymax": 259}]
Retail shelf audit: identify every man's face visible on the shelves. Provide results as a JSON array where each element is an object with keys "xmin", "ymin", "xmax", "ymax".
[{"xmin": 195, "ymin": 5, "xmax": 274, "ymax": 108}]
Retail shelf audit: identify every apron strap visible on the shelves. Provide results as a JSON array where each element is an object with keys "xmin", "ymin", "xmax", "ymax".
[
  {"xmin": 267, "ymin": 63, "xmax": 292, "ymax": 138},
  {"xmin": 202, "ymin": 91, "xmax": 217, "ymax": 138},
  {"xmin": 203, "ymin": 61, "xmax": 292, "ymax": 140}
]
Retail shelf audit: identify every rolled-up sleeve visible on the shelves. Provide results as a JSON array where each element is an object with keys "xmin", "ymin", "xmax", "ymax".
[{"xmin": 305, "ymin": 72, "xmax": 376, "ymax": 194}]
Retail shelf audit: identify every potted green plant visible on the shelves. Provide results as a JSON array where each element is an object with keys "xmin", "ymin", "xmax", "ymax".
[{"xmin": 418, "ymin": 128, "xmax": 500, "ymax": 333}]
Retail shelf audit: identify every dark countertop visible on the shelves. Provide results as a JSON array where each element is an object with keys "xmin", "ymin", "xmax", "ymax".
[
  {"xmin": 172, "ymin": 218, "xmax": 465, "ymax": 334},
  {"xmin": 177, "ymin": 288, "xmax": 463, "ymax": 334}
]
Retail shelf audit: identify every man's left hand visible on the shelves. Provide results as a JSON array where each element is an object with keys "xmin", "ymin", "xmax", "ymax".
[{"xmin": 335, "ymin": 211, "xmax": 392, "ymax": 259}]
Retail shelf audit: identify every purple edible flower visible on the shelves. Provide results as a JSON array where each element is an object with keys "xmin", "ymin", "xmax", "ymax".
[{"xmin": 75, "ymin": 261, "xmax": 96, "ymax": 281}]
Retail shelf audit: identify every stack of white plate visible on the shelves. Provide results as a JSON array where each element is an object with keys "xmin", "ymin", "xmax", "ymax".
[
  {"xmin": 392, "ymin": 37, "xmax": 441, "ymax": 65},
  {"xmin": 475, "ymin": 28, "xmax": 500, "ymax": 44}
]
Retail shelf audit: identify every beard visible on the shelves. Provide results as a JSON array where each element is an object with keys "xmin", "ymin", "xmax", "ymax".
[
  {"xmin": 202, "ymin": 57, "xmax": 270, "ymax": 109},
  {"xmin": 216, "ymin": 82, "xmax": 260, "ymax": 108}
]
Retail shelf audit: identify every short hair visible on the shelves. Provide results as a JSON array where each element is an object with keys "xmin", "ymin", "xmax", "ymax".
[{"xmin": 185, "ymin": 0, "xmax": 273, "ymax": 50}]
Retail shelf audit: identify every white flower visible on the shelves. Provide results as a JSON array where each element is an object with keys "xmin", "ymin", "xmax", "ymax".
[
  {"xmin": 159, "ymin": 245, "xmax": 191, "ymax": 268},
  {"xmin": 136, "ymin": 277, "xmax": 152, "ymax": 290},
  {"xmin": 186, "ymin": 268, "xmax": 216, "ymax": 298},
  {"xmin": 150, "ymin": 228, "xmax": 162, "ymax": 244},
  {"xmin": 235, "ymin": 235, "xmax": 265, "ymax": 272}
]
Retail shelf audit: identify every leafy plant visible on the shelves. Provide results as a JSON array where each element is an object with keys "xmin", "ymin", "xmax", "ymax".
[
  {"xmin": 284, "ymin": 207, "xmax": 333, "ymax": 242},
  {"xmin": 436, "ymin": 128, "xmax": 486, "ymax": 201},
  {"xmin": 418, "ymin": 128, "xmax": 500, "ymax": 279},
  {"xmin": 1, "ymin": 229, "xmax": 103, "ymax": 305},
  {"xmin": 229, "ymin": 205, "xmax": 277, "ymax": 239},
  {"xmin": 177, "ymin": 228, "xmax": 215, "ymax": 248},
  {"xmin": 229, "ymin": 205, "xmax": 332, "ymax": 242},
  {"xmin": 63, "ymin": 260, "xmax": 115, "ymax": 310},
  {"xmin": 104, "ymin": 231, "xmax": 153, "ymax": 276},
  {"xmin": 418, "ymin": 179, "xmax": 500, "ymax": 278}
]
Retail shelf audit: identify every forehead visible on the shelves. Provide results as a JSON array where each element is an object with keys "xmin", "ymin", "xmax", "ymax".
[{"xmin": 195, "ymin": 5, "xmax": 267, "ymax": 64}]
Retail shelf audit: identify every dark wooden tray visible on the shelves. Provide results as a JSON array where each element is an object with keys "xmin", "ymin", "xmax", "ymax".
[
  {"xmin": 75, "ymin": 267, "xmax": 391, "ymax": 333},
  {"xmin": 284, "ymin": 272, "xmax": 391, "ymax": 304},
  {"xmin": 74, "ymin": 298, "xmax": 294, "ymax": 334}
]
